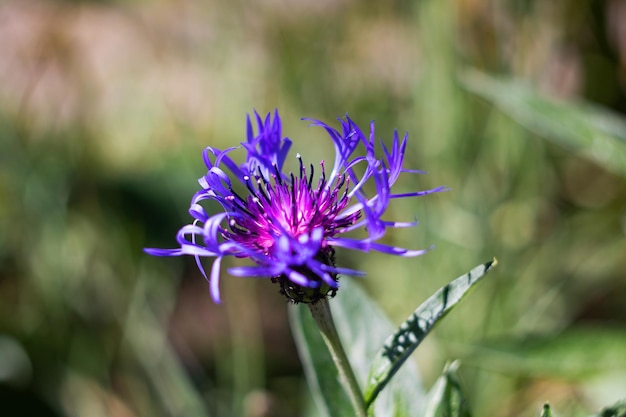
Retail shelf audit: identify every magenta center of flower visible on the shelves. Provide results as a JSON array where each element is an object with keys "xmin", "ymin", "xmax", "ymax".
[{"xmin": 224, "ymin": 158, "xmax": 360, "ymax": 255}]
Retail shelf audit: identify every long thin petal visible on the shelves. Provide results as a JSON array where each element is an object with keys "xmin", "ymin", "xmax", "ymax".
[
  {"xmin": 228, "ymin": 264, "xmax": 286, "ymax": 277},
  {"xmin": 390, "ymin": 186, "xmax": 449, "ymax": 199},
  {"xmin": 143, "ymin": 248, "xmax": 185, "ymax": 256},
  {"xmin": 328, "ymin": 238, "xmax": 428, "ymax": 257},
  {"xmin": 210, "ymin": 257, "xmax": 222, "ymax": 303}
]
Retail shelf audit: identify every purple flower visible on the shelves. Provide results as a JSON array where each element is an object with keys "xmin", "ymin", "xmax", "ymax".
[{"xmin": 145, "ymin": 110, "xmax": 445, "ymax": 303}]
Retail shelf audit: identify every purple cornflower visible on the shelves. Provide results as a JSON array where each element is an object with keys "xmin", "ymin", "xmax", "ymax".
[{"xmin": 145, "ymin": 110, "xmax": 445, "ymax": 303}]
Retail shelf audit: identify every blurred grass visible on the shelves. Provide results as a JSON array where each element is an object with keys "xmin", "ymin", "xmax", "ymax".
[{"xmin": 1, "ymin": 0, "xmax": 625, "ymax": 416}]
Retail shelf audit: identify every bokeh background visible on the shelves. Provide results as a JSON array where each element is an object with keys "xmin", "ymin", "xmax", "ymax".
[{"xmin": 1, "ymin": 0, "xmax": 625, "ymax": 416}]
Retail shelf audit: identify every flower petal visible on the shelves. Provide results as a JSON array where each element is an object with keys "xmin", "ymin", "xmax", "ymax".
[{"xmin": 210, "ymin": 257, "xmax": 223, "ymax": 303}]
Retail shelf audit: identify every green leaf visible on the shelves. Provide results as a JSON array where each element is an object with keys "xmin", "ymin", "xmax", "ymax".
[
  {"xmin": 289, "ymin": 276, "xmax": 427, "ymax": 417},
  {"xmin": 424, "ymin": 361, "xmax": 472, "ymax": 417},
  {"xmin": 592, "ymin": 400, "xmax": 626, "ymax": 417},
  {"xmin": 540, "ymin": 403, "xmax": 553, "ymax": 417},
  {"xmin": 365, "ymin": 259, "xmax": 497, "ymax": 407},
  {"xmin": 460, "ymin": 70, "xmax": 626, "ymax": 176}
]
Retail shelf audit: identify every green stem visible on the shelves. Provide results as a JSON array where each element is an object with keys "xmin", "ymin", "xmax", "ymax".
[{"xmin": 308, "ymin": 298, "xmax": 368, "ymax": 417}]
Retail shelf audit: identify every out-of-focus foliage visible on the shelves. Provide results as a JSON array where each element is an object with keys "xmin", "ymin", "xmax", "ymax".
[
  {"xmin": 1, "ymin": 0, "xmax": 625, "ymax": 416},
  {"xmin": 424, "ymin": 362, "xmax": 471, "ymax": 417},
  {"xmin": 460, "ymin": 70, "xmax": 626, "ymax": 177},
  {"xmin": 592, "ymin": 400, "xmax": 626, "ymax": 417}
]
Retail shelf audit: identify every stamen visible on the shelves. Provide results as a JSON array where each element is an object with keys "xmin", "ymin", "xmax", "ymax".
[
  {"xmin": 228, "ymin": 218, "xmax": 250, "ymax": 235},
  {"xmin": 308, "ymin": 163, "xmax": 315, "ymax": 189},
  {"xmin": 244, "ymin": 175, "xmax": 260, "ymax": 198},
  {"xmin": 225, "ymin": 192, "xmax": 254, "ymax": 216},
  {"xmin": 335, "ymin": 173, "xmax": 347, "ymax": 192},
  {"xmin": 231, "ymin": 199, "xmax": 254, "ymax": 216},
  {"xmin": 273, "ymin": 163, "xmax": 283, "ymax": 185},
  {"xmin": 318, "ymin": 161, "xmax": 326, "ymax": 190},
  {"xmin": 341, "ymin": 176, "xmax": 351, "ymax": 201},
  {"xmin": 297, "ymin": 153, "xmax": 305, "ymax": 179},
  {"xmin": 255, "ymin": 178, "xmax": 271, "ymax": 202},
  {"xmin": 290, "ymin": 173, "xmax": 298, "ymax": 227},
  {"xmin": 256, "ymin": 166, "xmax": 271, "ymax": 186},
  {"xmin": 228, "ymin": 186, "xmax": 248, "ymax": 205}
]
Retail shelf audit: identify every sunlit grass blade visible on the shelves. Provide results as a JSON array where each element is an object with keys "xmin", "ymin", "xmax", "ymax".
[
  {"xmin": 460, "ymin": 69, "xmax": 626, "ymax": 176},
  {"xmin": 424, "ymin": 361, "xmax": 471, "ymax": 417},
  {"xmin": 364, "ymin": 259, "xmax": 497, "ymax": 408}
]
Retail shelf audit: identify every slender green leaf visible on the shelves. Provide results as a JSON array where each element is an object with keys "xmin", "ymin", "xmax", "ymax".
[
  {"xmin": 289, "ymin": 276, "xmax": 427, "ymax": 417},
  {"xmin": 424, "ymin": 361, "xmax": 472, "ymax": 417},
  {"xmin": 365, "ymin": 259, "xmax": 497, "ymax": 407},
  {"xmin": 460, "ymin": 69, "xmax": 626, "ymax": 176}
]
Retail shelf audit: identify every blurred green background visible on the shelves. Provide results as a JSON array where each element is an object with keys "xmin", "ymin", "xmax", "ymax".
[{"xmin": 1, "ymin": 0, "xmax": 625, "ymax": 416}]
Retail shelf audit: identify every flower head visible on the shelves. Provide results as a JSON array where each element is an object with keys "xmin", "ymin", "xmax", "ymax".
[{"xmin": 145, "ymin": 110, "xmax": 445, "ymax": 303}]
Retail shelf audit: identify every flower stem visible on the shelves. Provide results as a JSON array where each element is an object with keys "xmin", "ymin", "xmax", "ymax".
[{"xmin": 308, "ymin": 298, "xmax": 368, "ymax": 417}]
